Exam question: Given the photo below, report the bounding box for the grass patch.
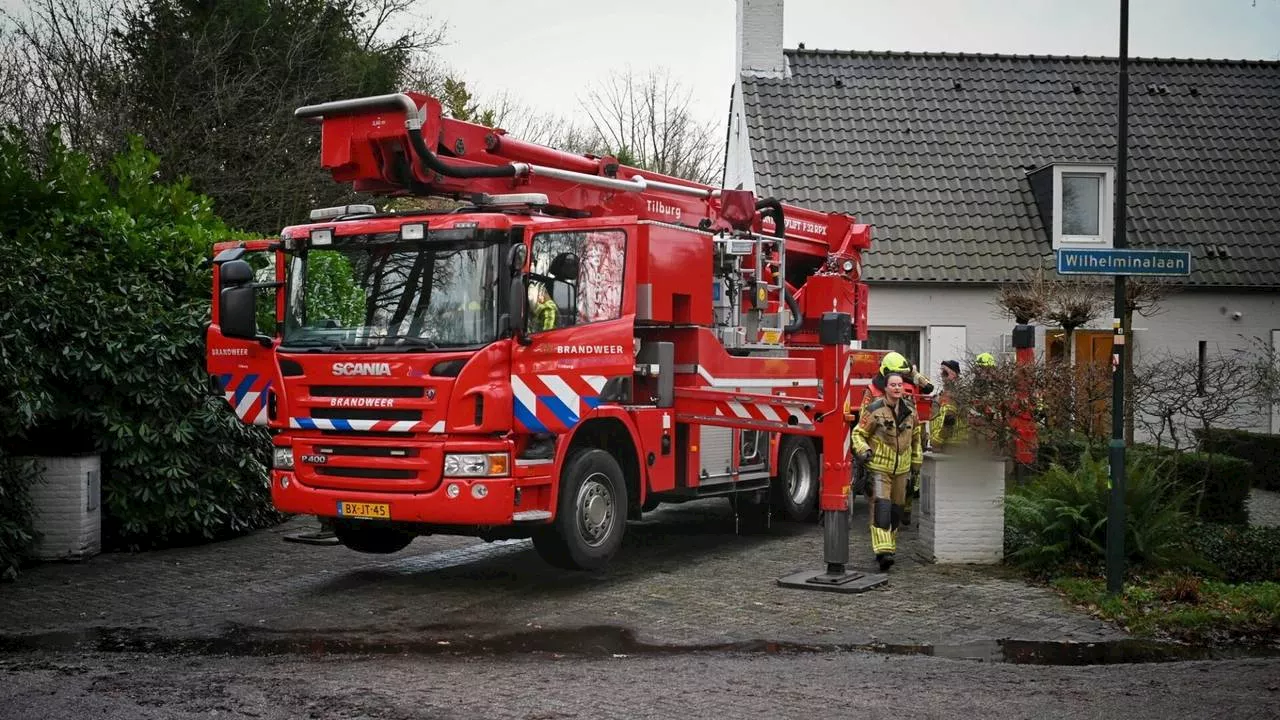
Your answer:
[1053,573,1280,645]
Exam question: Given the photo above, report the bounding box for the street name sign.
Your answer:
[1056,248,1192,276]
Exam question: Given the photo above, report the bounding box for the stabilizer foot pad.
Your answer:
[776,568,889,594]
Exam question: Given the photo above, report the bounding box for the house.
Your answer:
[725,0,1280,435]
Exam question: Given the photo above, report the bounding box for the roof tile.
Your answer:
[742,50,1280,287]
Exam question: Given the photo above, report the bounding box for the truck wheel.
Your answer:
[333,520,414,554]
[532,448,628,571]
[772,436,818,522]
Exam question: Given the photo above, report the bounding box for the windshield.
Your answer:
[283,234,502,350]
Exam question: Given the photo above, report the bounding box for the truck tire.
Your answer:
[532,448,628,571]
[333,519,414,554]
[772,436,818,522]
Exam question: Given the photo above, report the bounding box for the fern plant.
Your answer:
[1005,451,1194,575]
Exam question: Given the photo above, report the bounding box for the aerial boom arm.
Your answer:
[294,92,870,267]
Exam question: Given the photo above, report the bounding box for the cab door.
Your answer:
[511,220,636,435]
[206,240,283,427]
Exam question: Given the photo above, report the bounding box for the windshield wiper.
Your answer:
[280,337,350,351]
[381,335,438,349]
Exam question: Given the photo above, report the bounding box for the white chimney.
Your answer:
[736,0,786,78]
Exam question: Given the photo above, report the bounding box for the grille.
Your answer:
[309,408,422,421]
[313,445,420,458]
[309,385,424,398]
[315,467,417,480]
[319,430,417,439]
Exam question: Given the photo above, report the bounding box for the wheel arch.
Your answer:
[565,412,644,516]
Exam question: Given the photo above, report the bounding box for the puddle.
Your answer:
[1,627,1276,666]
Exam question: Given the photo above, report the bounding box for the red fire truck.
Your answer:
[206,91,886,579]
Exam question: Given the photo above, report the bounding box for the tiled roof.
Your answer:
[740,50,1280,286]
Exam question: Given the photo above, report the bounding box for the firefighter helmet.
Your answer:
[975,352,996,368]
[880,351,911,376]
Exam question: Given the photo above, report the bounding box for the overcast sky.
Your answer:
[426,0,1280,128]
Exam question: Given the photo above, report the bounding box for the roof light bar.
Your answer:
[309,204,376,221]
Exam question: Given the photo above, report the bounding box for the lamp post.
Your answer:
[1106,0,1131,596]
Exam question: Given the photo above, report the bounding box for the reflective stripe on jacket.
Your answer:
[852,397,923,475]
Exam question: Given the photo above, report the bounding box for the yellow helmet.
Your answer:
[975,352,996,368]
[880,351,911,375]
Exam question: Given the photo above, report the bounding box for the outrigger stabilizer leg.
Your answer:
[778,329,887,593]
[777,501,887,593]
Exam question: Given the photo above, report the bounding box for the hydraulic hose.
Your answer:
[754,197,800,331]
[755,197,786,238]
[783,284,803,333]
[294,92,523,180]
[406,125,523,179]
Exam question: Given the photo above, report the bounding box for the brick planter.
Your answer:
[26,455,102,561]
[917,452,1005,564]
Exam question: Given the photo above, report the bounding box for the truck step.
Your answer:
[512,510,552,522]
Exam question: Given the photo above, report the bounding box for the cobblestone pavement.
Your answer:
[4,650,1279,720]
[1,499,1124,648]
[1249,488,1280,528]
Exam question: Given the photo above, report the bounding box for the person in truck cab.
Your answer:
[852,372,923,572]
[531,282,558,331]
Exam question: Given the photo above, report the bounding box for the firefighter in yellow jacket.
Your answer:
[930,359,967,450]
[852,371,923,572]
[857,352,933,523]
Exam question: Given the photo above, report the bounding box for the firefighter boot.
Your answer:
[870,491,896,572]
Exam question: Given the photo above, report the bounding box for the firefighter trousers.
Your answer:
[869,470,908,556]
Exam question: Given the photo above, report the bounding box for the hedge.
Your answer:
[0,453,38,580]
[1134,447,1253,525]
[0,128,278,569]
[1188,524,1280,584]
[1195,428,1280,491]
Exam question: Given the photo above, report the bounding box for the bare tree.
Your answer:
[351,0,445,55]
[994,268,1050,325]
[994,267,1107,364]
[0,0,131,163]
[579,67,721,184]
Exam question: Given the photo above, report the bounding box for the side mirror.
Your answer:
[220,285,258,340]
[218,259,259,341]
[508,275,529,345]
[219,259,254,287]
[507,244,527,276]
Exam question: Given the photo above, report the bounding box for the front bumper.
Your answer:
[271,469,555,525]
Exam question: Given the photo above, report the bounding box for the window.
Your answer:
[865,329,921,369]
[528,230,626,332]
[1052,164,1114,248]
[1061,175,1101,236]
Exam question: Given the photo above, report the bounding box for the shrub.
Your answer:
[1188,524,1280,584]
[1005,451,1193,574]
[1136,449,1253,525]
[0,128,278,554]
[1195,428,1280,491]
[0,452,39,580]
[1033,433,1098,474]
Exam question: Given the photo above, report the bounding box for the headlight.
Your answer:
[443,453,509,477]
[273,447,294,470]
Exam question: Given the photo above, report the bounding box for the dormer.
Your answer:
[1028,162,1117,249]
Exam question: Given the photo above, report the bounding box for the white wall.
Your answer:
[864,283,1280,437]
[865,284,1012,370]
[1132,290,1280,436]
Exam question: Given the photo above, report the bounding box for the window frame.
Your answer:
[527,228,628,334]
[864,327,924,371]
[1052,164,1115,249]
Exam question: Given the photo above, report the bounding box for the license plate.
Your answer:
[337,501,390,520]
